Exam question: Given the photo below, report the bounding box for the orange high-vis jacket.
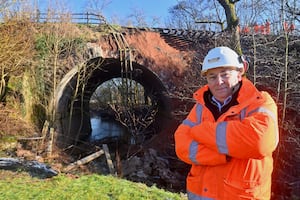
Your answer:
[174,78,279,200]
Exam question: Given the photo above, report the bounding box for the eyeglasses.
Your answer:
[206,70,235,83]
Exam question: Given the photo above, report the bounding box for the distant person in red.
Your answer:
[175,46,279,199]
[260,24,266,34]
[242,26,250,34]
[289,23,295,33]
[265,20,271,34]
[283,21,296,33]
[254,23,260,34]
[283,21,289,32]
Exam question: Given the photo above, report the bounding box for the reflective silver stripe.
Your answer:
[216,122,228,154]
[183,104,203,164]
[240,107,247,120]
[182,104,203,127]
[247,107,279,147]
[187,191,215,200]
[183,119,196,127]
[189,141,200,165]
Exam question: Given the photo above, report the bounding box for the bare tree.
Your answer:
[0,18,34,102]
[167,0,300,52]
[0,0,18,13]
[285,0,300,22]
[126,6,162,27]
[167,0,242,51]
[84,0,111,24]
[167,0,224,30]
[85,0,112,14]
[127,8,148,27]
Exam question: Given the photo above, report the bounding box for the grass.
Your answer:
[0,170,187,200]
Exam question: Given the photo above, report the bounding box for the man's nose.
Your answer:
[216,74,224,85]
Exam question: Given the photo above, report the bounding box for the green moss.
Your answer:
[0,135,17,151]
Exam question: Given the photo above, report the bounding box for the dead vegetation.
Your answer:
[0,19,35,102]
[0,104,37,138]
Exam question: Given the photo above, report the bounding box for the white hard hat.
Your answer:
[201,46,244,75]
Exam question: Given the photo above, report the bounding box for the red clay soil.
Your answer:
[125,31,192,73]
[98,30,195,78]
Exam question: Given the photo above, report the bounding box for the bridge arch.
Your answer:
[54,57,170,148]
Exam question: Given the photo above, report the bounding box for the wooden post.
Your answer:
[46,128,54,157]
[40,120,49,150]
[102,144,116,175]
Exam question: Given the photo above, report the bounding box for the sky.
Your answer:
[34,0,178,27]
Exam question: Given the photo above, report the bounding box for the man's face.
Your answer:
[206,67,242,103]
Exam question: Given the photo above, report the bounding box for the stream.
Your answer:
[89,115,128,142]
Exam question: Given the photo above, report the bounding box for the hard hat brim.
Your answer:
[201,66,244,76]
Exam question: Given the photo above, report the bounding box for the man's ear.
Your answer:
[238,55,250,73]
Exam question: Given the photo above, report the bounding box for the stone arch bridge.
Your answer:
[52,25,217,149]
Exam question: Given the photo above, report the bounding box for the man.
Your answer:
[174,46,279,200]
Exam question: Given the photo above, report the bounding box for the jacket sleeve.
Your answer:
[190,93,279,159]
[174,104,227,166]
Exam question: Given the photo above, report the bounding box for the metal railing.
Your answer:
[31,11,107,25]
